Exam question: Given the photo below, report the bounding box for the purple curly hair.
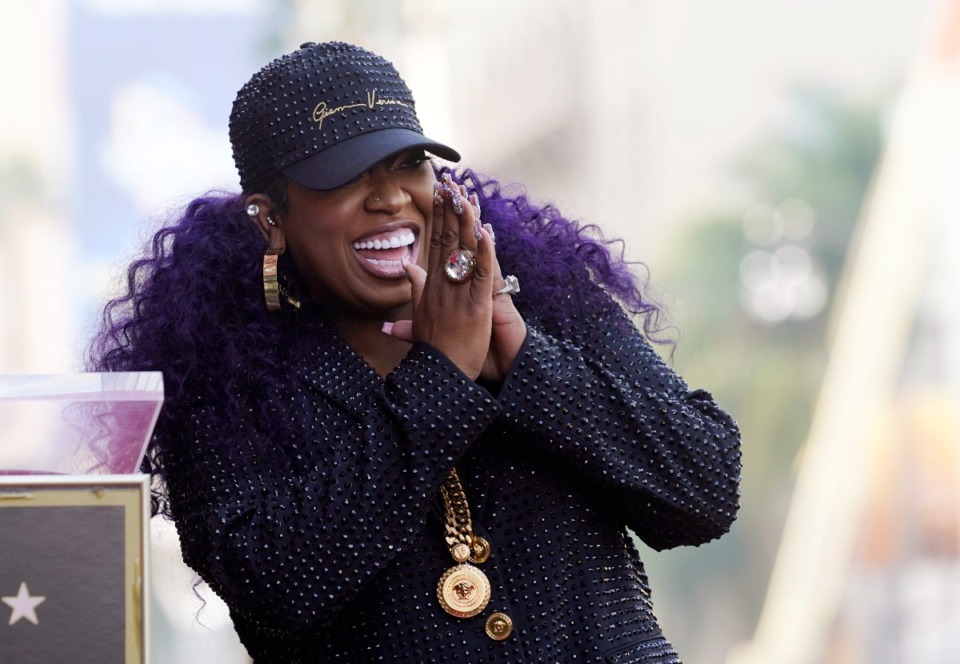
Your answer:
[87,167,670,515]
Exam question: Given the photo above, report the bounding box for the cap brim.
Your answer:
[282,128,461,191]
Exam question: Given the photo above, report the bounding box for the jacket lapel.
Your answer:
[295,315,382,419]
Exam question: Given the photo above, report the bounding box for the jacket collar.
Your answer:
[294,310,383,418]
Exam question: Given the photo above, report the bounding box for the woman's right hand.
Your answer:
[398,175,495,380]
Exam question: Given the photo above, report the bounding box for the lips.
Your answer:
[352,228,417,278]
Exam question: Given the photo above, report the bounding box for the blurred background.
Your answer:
[1,0,958,662]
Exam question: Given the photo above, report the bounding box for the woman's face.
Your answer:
[279,149,437,318]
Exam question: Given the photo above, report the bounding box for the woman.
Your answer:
[90,41,741,663]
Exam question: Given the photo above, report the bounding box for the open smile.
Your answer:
[351,227,418,278]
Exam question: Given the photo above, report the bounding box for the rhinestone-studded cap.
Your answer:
[230,41,460,191]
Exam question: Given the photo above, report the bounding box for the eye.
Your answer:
[394,150,428,171]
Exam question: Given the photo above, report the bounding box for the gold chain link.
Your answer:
[440,468,474,551]
[435,467,495,620]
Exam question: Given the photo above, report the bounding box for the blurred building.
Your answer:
[0,2,76,373]
[730,1,960,661]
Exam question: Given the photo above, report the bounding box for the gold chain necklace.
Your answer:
[436,468,493,618]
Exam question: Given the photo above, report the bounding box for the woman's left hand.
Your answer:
[386,186,526,385]
[479,228,527,382]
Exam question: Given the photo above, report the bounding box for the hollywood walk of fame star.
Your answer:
[2,582,46,625]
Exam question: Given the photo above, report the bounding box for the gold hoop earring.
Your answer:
[262,248,301,313]
[263,248,282,312]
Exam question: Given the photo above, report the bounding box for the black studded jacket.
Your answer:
[165,280,741,663]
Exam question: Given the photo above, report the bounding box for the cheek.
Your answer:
[282,205,352,261]
[418,198,435,262]
[284,233,337,283]
[414,177,438,228]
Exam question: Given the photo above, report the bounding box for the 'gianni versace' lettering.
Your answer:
[312,89,408,129]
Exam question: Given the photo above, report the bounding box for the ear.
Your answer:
[244,194,286,252]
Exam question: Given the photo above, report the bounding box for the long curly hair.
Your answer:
[87,166,669,516]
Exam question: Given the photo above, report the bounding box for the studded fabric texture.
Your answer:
[164,272,741,663]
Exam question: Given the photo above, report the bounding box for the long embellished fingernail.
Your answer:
[484,222,495,244]
[441,173,464,214]
[440,172,454,194]
[449,188,464,215]
[470,193,482,240]
[449,187,464,215]
[433,181,443,206]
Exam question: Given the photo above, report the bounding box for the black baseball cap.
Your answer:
[230,41,460,191]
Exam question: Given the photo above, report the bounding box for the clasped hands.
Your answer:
[384,173,527,383]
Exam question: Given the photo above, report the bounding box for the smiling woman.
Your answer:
[273,151,436,311]
[86,41,741,664]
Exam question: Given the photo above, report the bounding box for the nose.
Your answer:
[365,171,407,212]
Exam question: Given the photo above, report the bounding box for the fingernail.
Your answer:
[484,222,495,244]
[440,173,464,214]
[381,322,394,335]
[450,189,464,215]
[471,193,482,240]
[433,181,443,205]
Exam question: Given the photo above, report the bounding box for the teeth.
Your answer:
[353,230,415,250]
[366,258,403,266]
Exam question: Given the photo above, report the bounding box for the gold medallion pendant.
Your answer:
[437,563,491,618]
[470,535,491,564]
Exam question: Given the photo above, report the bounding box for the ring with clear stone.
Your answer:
[495,275,520,296]
[445,248,477,283]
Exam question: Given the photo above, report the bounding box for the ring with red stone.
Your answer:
[445,248,477,283]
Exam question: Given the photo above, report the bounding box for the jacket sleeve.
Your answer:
[165,342,500,632]
[498,290,742,551]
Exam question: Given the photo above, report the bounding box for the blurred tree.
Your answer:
[638,87,885,661]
